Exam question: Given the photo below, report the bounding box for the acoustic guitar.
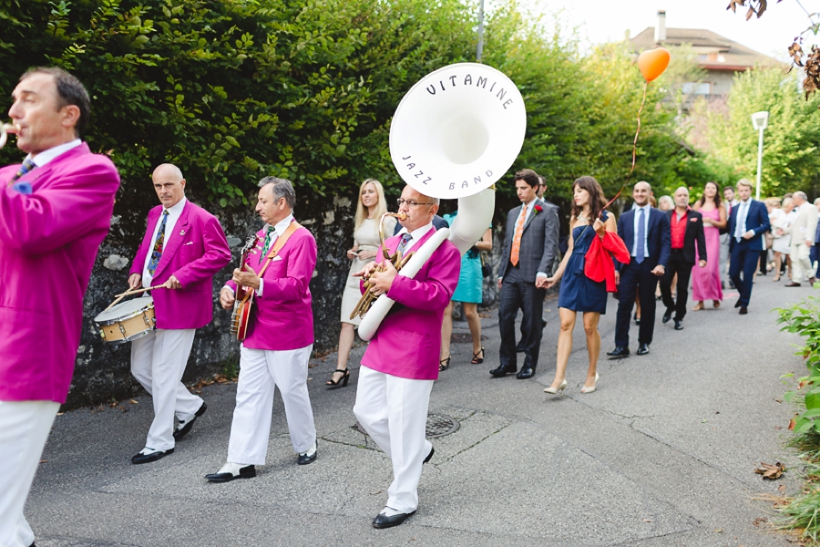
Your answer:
[230,234,259,341]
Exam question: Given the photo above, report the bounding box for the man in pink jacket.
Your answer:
[0,67,120,547]
[206,177,318,483]
[353,185,461,528]
[128,163,231,464]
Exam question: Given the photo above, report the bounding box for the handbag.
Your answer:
[480,253,492,278]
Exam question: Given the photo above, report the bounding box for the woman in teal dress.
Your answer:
[439,211,493,370]
[543,176,617,395]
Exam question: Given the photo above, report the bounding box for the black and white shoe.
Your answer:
[297,440,318,465]
[173,402,207,441]
[205,462,256,483]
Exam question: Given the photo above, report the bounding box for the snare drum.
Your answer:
[94,296,156,343]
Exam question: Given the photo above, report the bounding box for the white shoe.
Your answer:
[581,373,600,394]
[544,379,567,396]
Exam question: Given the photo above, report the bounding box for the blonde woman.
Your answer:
[330,179,396,388]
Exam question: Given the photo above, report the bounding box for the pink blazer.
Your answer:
[226,223,316,351]
[0,143,120,403]
[361,229,461,380]
[130,201,231,330]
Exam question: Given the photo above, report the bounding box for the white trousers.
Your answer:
[0,400,59,547]
[791,242,814,282]
[130,329,203,451]
[353,366,433,514]
[227,344,316,465]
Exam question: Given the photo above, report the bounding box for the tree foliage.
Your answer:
[703,67,820,196]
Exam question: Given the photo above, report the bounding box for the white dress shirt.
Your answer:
[28,138,82,167]
[142,197,188,287]
[734,199,751,242]
[632,204,652,257]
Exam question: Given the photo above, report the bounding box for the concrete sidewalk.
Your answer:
[27,278,809,546]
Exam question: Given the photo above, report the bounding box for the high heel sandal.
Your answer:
[544,379,567,396]
[692,302,704,311]
[713,300,720,309]
[471,347,485,365]
[581,373,600,394]
[439,356,451,372]
[326,369,350,389]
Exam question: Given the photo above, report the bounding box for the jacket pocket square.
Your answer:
[272,255,283,261]
[183,241,194,245]
[690,218,698,222]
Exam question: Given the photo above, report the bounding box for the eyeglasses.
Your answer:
[396,198,434,208]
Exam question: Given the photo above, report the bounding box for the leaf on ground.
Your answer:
[129,399,138,404]
[39,460,47,464]
[754,462,786,479]
[753,516,768,527]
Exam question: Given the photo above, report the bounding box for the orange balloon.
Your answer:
[637,47,671,82]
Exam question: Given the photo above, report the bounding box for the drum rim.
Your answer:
[94,297,155,325]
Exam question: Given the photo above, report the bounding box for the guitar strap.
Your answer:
[239,221,302,304]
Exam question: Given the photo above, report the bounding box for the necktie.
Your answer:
[510,204,527,267]
[260,225,275,257]
[9,158,36,185]
[635,208,646,264]
[398,233,413,255]
[147,210,169,275]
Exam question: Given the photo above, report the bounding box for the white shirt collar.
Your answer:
[269,214,295,237]
[522,197,538,210]
[397,222,434,244]
[28,139,82,168]
[163,196,187,216]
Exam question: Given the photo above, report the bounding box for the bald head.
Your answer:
[673,186,690,210]
[152,163,186,208]
[632,181,652,207]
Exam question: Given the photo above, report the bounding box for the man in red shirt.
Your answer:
[660,187,707,330]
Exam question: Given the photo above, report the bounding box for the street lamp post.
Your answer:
[751,111,769,201]
[476,0,485,63]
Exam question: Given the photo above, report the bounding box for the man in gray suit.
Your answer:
[492,169,560,379]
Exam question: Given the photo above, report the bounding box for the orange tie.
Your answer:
[510,204,527,267]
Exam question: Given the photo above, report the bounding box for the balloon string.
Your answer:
[600,81,648,216]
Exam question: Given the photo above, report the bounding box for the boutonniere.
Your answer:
[534,205,543,215]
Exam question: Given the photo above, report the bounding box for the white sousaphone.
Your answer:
[357,62,527,341]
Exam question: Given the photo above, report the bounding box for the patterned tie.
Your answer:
[397,233,413,255]
[260,225,275,258]
[635,208,646,264]
[510,204,527,267]
[9,158,36,185]
[147,210,169,275]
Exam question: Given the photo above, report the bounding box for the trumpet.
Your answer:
[0,123,19,150]
[348,211,411,320]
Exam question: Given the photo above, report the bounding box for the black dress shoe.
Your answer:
[542,319,547,329]
[423,447,434,464]
[662,310,672,323]
[205,464,256,483]
[489,364,517,377]
[607,346,630,359]
[674,320,683,330]
[131,448,174,465]
[515,342,525,352]
[297,440,318,465]
[372,510,416,529]
[636,343,650,355]
[516,366,536,380]
[785,282,802,287]
[739,306,748,315]
[734,300,742,308]
[173,402,208,441]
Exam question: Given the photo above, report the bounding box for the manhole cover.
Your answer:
[352,413,460,438]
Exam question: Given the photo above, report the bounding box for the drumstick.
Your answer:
[105,284,165,311]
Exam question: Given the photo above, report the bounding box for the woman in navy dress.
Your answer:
[543,176,616,395]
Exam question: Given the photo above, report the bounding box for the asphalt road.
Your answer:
[26,277,814,546]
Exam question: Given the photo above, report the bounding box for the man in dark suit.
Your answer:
[727,179,771,314]
[492,169,560,379]
[660,187,707,331]
[608,181,671,358]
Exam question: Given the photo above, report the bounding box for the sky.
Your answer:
[517,0,818,62]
